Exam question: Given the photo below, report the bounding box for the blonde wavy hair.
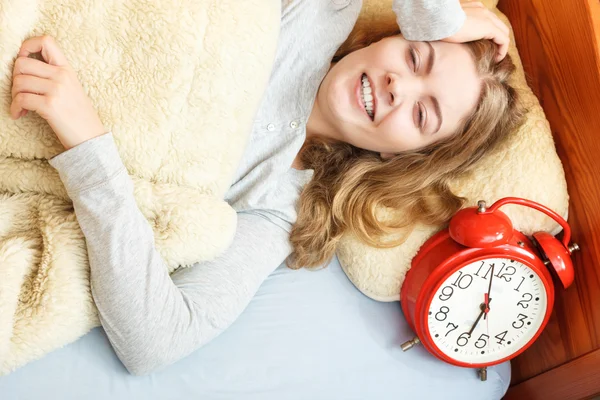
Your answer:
[287,22,526,269]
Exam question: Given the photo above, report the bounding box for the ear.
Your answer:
[380,152,395,160]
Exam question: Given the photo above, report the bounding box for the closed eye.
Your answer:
[409,47,419,73]
[415,102,427,130]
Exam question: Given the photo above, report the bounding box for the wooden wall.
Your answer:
[496,0,600,398]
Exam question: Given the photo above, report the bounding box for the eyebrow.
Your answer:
[425,41,435,74]
[425,42,442,134]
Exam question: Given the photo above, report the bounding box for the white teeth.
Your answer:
[361,74,374,119]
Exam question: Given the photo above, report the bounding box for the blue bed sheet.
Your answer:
[0,256,510,400]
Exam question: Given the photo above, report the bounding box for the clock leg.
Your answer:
[478,367,488,381]
[400,336,421,351]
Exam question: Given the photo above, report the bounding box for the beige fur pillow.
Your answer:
[337,1,568,301]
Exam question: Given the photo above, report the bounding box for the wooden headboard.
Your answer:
[496,1,600,399]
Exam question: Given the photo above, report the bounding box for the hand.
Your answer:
[467,298,492,337]
[441,2,510,62]
[10,35,106,150]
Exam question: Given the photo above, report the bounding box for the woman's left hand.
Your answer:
[10,35,106,150]
[442,1,510,62]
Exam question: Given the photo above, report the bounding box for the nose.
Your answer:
[386,72,423,106]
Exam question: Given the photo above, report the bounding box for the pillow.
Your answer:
[337,1,569,302]
[0,0,280,374]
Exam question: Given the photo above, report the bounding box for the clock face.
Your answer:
[426,258,548,365]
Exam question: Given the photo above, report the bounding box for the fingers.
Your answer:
[17,35,69,67]
[488,9,509,36]
[11,56,61,120]
[13,56,57,80]
[11,74,55,100]
[486,13,510,60]
[493,34,510,61]
[11,36,66,120]
[468,6,510,61]
[10,92,46,120]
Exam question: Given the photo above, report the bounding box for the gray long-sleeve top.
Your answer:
[48,0,466,375]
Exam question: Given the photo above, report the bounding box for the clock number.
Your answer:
[517,293,533,309]
[445,322,459,337]
[495,330,508,345]
[435,306,450,322]
[456,332,470,347]
[496,265,516,282]
[451,271,473,290]
[438,286,454,302]
[475,334,489,349]
[514,276,526,292]
[494,262,506,277]
[475,261,493,279]
[512,313,528,329]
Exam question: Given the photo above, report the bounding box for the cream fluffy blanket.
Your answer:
[0,0,280,374]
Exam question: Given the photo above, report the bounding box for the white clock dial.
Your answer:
[426,258,548,364]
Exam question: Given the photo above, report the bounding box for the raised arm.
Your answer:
[49,133,293,375]
[392,1,510,61]
[392,0,466,41]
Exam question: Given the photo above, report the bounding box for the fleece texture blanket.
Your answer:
[0,0,280,374]
[337,0,569,301]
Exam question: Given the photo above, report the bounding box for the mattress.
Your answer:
[0,256,510,400]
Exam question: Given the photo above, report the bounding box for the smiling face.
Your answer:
[307,35,483,158]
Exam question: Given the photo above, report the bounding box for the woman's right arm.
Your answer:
[49,133,293,375]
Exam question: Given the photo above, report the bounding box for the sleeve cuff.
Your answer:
[394,0,466,42]
[48,132,127,195]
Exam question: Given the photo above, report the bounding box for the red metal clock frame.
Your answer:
[400,197,578,374]
[400,228,555,368]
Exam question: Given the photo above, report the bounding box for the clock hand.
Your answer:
[468,306,485,337]
[486,308,490,350]
[468,298,493,337]
[484,264,495,320]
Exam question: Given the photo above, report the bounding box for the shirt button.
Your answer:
[267,123,275,131]
[290,121,299,129]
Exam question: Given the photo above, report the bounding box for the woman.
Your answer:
[8,1,519,375]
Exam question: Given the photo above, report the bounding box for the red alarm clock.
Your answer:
[400,197,579,381]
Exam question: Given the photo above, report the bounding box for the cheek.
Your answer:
[320,80,344,123]
[373,40,405,64]
[328,74,354,114]
[377,108,428,151]
[383,107,413,138]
